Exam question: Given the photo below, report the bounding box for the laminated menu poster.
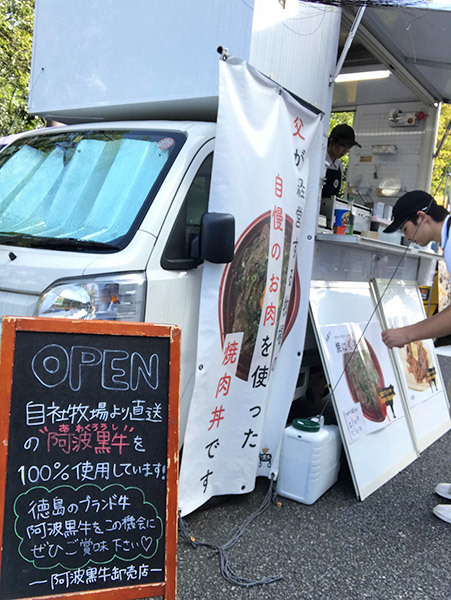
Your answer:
[374,279,443,408]
[0,317,180,600]
[390,315,441,408]
[373,279,451,452]
[319,321,405,444]
[310,281,417,500]
[438,259,451,312]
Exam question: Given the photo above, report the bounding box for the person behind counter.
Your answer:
[380,189,451,524]
[322,124,361,198]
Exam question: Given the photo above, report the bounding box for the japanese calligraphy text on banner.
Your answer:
[179,56,323,516]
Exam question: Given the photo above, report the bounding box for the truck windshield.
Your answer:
[0,129,185,251]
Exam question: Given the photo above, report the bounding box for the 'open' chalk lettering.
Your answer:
[32,344,159,391]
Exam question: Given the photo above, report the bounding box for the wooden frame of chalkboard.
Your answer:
[0,316,180,600]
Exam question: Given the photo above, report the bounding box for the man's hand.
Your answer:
[381,299,451,349]
[381,327,410,349]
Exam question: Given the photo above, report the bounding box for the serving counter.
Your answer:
[300,230,441,370]
[312,230,439,285]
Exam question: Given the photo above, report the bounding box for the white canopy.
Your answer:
[334,5,451,108]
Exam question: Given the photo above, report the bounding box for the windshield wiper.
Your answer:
[0,232,120,251]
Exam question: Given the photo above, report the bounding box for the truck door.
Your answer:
[145,141,214,441]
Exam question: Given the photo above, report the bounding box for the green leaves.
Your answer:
[0,0,44,135]
[432,104,451,200]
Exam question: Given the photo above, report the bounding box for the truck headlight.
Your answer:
[34,273,146,322]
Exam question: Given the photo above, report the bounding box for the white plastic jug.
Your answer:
[276,417,342,505]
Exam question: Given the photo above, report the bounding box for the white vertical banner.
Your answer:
[179,56,322,516]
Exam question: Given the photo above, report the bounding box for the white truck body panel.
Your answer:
[29,0,341,123]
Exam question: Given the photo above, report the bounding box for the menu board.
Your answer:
[310,282,418,501]
[0,317,180,600]
[373,279,451,452]
[319,321,407,444]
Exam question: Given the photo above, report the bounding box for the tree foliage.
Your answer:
[0,0,44,135]
[432,103,451,203]
[2,0,451,197]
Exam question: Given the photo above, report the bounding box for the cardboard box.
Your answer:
[360,230,379,240]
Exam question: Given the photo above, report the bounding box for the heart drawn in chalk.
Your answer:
[141,536,154,552]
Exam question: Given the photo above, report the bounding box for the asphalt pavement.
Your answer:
[176,430,451,600]
[173,352,451,600]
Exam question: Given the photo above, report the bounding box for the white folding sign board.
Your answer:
[310,282,418,500]
[373,279,451,452]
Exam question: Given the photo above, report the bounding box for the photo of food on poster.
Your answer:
[373,280,443,407]
[219,209,300,382]
[388,315,441,407]
[438,260,451,312]
[319,321,405,444]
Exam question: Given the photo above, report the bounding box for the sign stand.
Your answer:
[372,279,451,452]
[0,317,180,600]
[309,282,418,500]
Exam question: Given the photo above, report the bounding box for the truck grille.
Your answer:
[0,291,39,337]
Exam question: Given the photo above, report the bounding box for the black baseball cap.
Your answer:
[329,124,361,148]
[383,190,435,233]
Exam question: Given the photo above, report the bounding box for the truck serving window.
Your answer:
[0,129,185,252]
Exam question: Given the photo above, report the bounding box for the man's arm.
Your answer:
[381,304,451,348]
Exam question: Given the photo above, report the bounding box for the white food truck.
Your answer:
[1,0,450,446]
[0,0,342,441]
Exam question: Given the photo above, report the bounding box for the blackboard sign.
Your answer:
[0,317,180,600]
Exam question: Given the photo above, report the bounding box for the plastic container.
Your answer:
[276,417,342,505]
[373,201,385,218]
[383,204,393,220]
[333,208,350,234]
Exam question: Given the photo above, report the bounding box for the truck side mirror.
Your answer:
[199,212,235,264]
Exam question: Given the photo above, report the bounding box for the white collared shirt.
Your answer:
[440,214,451,272]
[325,153,344,175]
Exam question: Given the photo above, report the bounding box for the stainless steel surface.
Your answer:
[313,232,438,283]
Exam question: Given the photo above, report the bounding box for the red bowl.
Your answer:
[343,337,387,423]
[219,211,301,381]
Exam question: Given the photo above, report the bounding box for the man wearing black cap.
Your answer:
[322,124,361,198]
[381,190,450,349]
[381,189,451,524]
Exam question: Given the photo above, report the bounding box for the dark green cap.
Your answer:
[292,418,320,432]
